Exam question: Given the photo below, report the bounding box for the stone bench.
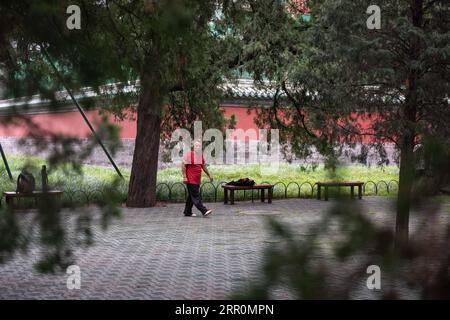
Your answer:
[316,181,364,201]
[3,190,64,210]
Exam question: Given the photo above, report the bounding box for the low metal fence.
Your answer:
[0,180,399,207]
[156,180,399,203]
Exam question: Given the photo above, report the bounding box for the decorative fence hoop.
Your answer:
[272,182,287,198]
[377,180,389,194]
[388,180,399,192]
[170,182,187,202]
[300,182,315,197]
[363,181,378,195]
[156,182,171,201]
[286,182,301,198]
[200,182,216,202]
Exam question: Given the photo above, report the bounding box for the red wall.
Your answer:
[0,106,259,139]
[0,106,381,143]
[222,105,259,132]
[0,110,109,138]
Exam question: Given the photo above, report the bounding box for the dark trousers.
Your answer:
[184,183,208,215]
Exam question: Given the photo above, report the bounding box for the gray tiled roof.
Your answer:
[0,79,277,115]
[220,79,279,99]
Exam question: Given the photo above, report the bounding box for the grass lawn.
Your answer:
[0,156,400,204]
[158,163,399,185]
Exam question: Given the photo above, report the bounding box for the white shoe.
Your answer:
[203,209,213,217]
[184,213,197,217]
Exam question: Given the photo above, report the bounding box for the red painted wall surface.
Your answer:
[0,105,380,143]
[0,106,260,139]
[0,110,136,138]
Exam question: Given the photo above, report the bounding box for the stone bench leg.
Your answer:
[268,188,273,204]
[224,188,228,204]
[5,196,13,210]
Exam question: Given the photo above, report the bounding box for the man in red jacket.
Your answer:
[182,139,213,217]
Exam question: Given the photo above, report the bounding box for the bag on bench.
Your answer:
[16,169,36,193]
[226,178,255,187]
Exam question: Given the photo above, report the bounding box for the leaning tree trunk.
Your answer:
[126,66,163,207]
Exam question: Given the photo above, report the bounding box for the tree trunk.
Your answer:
[126,63,163,207]
[395,136,415,247]
[394,0,423,248]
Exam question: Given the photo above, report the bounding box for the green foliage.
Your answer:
[233,196,450,299]
[0,0,242,269]
[1,0,235,134]
[159,163,399,186]
[0,159,124,271]
[0,207,23,264]
[222,0,450,245]
[223,0,450,163]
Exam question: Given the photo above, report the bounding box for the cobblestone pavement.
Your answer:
[0,197,449,299]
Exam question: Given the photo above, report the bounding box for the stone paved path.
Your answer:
[0,197,449,299]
